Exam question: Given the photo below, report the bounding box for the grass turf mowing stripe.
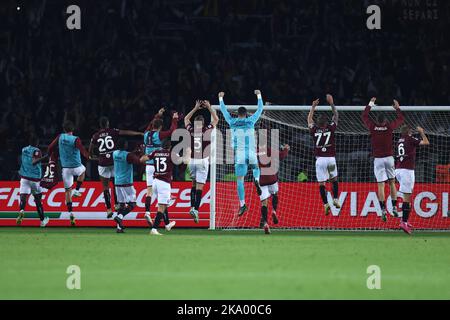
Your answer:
[0,212,62,219]
[0,228,449,299]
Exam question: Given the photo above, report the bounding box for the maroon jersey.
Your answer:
[186,123,214,159]
[362,106,404,158]
[91,128,120,166]
[148,148,173,183]
[396,134,421,170]
[258,147,289,186]
[40,152,59,190]
[309,122,337,157]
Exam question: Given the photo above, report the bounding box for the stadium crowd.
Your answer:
[0,0,449,180]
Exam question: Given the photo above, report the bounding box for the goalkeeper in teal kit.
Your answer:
[218,90,264,216]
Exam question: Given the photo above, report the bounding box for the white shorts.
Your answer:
[315,157,338,182]
[19,178,43,195]
[395,169,415,194]
[374,156,395,182]
[115,186,137,203]
[260,182,279,201]
[98,165,114,179]
[62,165,86,189]
[152,179,171,205]
[189,158,209,184]
[146,165,155,187]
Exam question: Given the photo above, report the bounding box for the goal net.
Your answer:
[210,105,450,230]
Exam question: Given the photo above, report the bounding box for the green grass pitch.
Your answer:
[1,227,449,299]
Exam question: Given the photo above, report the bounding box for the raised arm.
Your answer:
[203,100,219,127]
[389,99,405,129]
[280,144,290,161]
[119,129,144,137]
[47,135,60,156]
[158,112,179,140]
[218,92,233,124]
[248,90,264,123]
[145,107,165,132]
[326,94,338,125]
[362,97,376,129]
[417,126,430,146]
[184,100,202,128]
[308,99,320,128]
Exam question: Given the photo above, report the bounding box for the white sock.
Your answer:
[239,200,245,207]
[145,212,150,216]
[118,214,124,219]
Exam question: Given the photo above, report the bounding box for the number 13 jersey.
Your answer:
[147,148,174,184]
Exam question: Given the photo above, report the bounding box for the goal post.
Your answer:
[209,104,450,231]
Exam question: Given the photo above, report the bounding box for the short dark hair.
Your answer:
[153,119,163,130]
[63,120,75,133]
[317,114,328,126]
[99,116,109,129]
[116,138,127,150]
[400,124,411,135]
[238,106,247,116]
[376,113,387,125]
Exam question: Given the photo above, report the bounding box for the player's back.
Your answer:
[19,145,42,180]
[229,118,258,151]
[151,148,173,184]
[91,128,120,167]
[310,122,337,157]
[58,133,81,168]
[187,123,213,159]
[396,135,420,170]
[144,130,162,164]
[368,123,395,158]
[113,150,134,186]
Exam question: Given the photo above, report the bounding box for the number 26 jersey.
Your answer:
[91,128,120,167]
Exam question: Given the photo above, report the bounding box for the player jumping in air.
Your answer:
[89,116,143,218]
[362,98,404,221]
[48,121,91,226]
[143,109,178,226]
[257,138,290,234]
[16,136,49,227]
[395,125,429,234]
[141,139,179,235]
[308,94,341,215]
[184,99,219,223]
[218,90,264,216]
[112,139,144,233]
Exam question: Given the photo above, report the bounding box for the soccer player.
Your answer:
[112,139,144,233]
[40,150,60,191]
[362,98,404,221]
[218,90,264,216]
[48,120,90,226]
[89,116,143,218]
[395,125,429,234]
[307,94,340,215]
[257,140,290,234]
[140,139,178,236]
[143,109,178,226]
[16,136,49,227]
[184,99,219,223]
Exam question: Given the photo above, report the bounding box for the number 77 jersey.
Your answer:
[309,122,337,157]
[91,128,120,167]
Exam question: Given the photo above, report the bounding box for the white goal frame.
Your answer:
[209,105,449,230]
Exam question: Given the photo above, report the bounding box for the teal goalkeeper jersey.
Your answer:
[219,97,264,153]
